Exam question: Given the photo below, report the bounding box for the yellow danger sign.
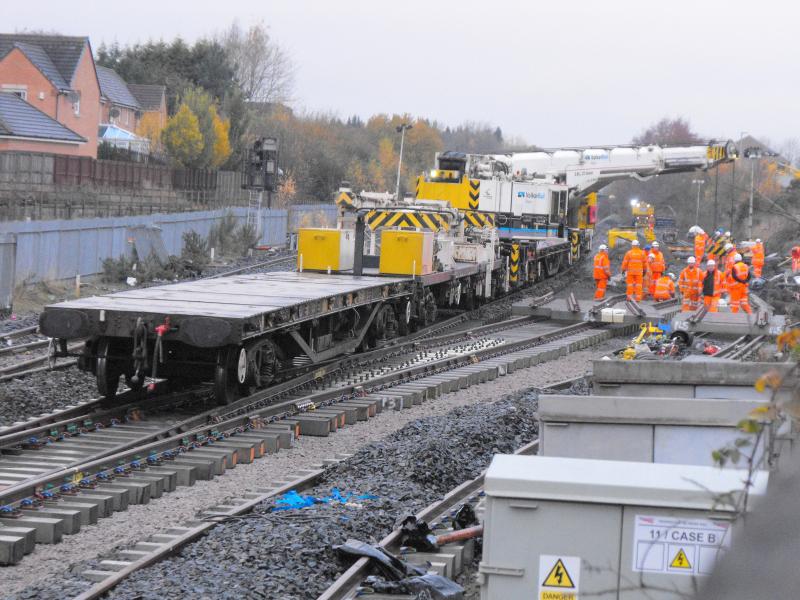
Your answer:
[670,548,692,569]
[539,555,581,600]
[542,559,576,588]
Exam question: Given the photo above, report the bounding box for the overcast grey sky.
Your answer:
[9,0,798,147]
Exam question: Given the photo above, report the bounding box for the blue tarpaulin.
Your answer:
[272,488,378,511]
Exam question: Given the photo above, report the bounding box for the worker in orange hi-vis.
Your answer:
[642,244,653,299]
[689,226,708,263]
[648,241,666,297]
[593,244,612,300]
[792,245,800,273]
[653,272,676,301]
[728,253,753,314]
[720,242,736,295]
[678,256,703,311]
[751,238,765,278]
[702,259,725,312]
[621,240,646,301]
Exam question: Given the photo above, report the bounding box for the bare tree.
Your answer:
[777,137,800,167]
[218,21,295,104]
[633,117,702,146]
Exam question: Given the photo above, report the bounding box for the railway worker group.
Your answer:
[592,227,768,314]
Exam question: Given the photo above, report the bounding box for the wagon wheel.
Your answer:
[214,346,243,406]
[97,337,124,408]
[544,253,562,277]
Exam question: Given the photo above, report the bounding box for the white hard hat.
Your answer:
[756,238,761,243]
[725,231,731,237]
[707,259,716,266]
[724,243,733,251]
[687,256,696,264]
[631,240,640,246]
[598,244,607,251]
[688,226,698,234]
[734,253,742,262]
[668,273,676,281]
[697,228,705,235]
[652,241,659,248]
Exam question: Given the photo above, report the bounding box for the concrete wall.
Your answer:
[0,233,15,312]
[0,203,334,285]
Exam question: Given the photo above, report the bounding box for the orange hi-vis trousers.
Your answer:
[703,296,719,312]
[729,285,752,314]
[681,293,700,312]
[626,273,643,301]
[594,278,608,300]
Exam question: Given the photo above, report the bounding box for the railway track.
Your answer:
[0,315,626,573]
[67,375,586,600]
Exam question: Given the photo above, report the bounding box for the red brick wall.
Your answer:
[100,101,138,130]
[57,45,100,157]
[0,138,85,156]
[0,47,58,114]
[0,43,100,157]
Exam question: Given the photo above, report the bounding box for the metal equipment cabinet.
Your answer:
[480,454,768,600]
[538,395,767,467]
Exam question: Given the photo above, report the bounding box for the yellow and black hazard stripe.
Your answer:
[462,211,495,228]
[336,190,356,209]
[706,144,728,161]
[366,210,450,232]
[510,243,521,283]
[570,231,581,260]
[468,179,480,210]
[414,176,422,199]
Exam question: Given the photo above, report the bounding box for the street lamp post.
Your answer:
[692,179,705,224]
[394,123,413,200]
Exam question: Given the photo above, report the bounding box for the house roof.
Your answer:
[0,92,86,142]
[0,34,89,89]
[127,83,165,111]
[96,65,140,109]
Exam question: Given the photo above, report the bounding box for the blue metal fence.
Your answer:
[0,204,335,285]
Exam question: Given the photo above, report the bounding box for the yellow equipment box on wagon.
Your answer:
[379,230,434,276]
[297,228,355,272]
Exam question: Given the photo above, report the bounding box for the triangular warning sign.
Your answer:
[670,548,692,569]
[542,558,575,588]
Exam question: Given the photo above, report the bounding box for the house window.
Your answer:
[1,85,27,100]
[73,98,80,116]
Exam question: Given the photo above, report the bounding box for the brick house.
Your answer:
[0,34,100,157]
[128,83,167,148]
[0,91,86,153]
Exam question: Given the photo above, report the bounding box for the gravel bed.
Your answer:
[2,338,621,599]
[108,395,538,599]
[0,368,98,427]
[0,313,39,336]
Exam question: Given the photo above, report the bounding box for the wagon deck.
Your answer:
[40,271,412,346]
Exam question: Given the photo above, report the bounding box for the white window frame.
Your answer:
[1,84,27,100]
[73,97,80,116]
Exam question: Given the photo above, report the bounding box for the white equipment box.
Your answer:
[538,394,767,467]
[480,454,767,600]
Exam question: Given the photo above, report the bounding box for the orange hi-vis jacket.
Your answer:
[593,252,611,280]
[678,265,702,297]
[621,247,646,275]
[694,232,708,260]
[649,250,665,273]
[730,261,750,288]
[751,242,764,267]
[653,276,675,300]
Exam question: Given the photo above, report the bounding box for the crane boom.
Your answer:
[416,140,737,236]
